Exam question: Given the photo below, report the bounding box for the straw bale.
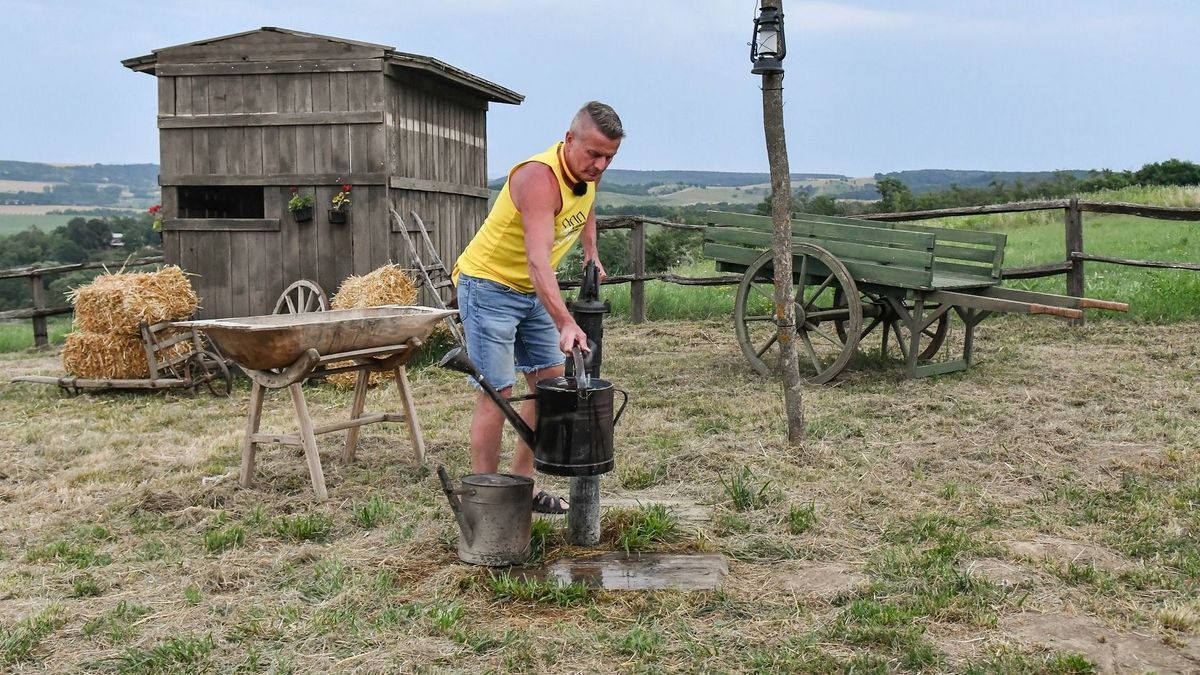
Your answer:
[331,264,418,310]
[328,264,419,389]
[69,266,199,335]
[61,330,191,380]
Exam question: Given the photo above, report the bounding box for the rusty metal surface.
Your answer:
[175,306,456,370]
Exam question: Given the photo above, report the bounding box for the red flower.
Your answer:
[148,204,162,214]
[289,186,299,194]
[341,184,352,192]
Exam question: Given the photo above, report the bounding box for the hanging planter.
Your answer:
[287,187,315,223]
[328,184,352,225]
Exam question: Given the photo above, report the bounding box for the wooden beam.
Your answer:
[388,175,490,198]
[0,256,164,280]
[160,173,386,186]
[861,200,1071,222]
[1071,252,1200,271]
[159,111,383,129]
[1078,200,1200,221]
[155,59,383,77]
[0,306,72,321]
[1000,262,1071,279]
[162,218,281,232]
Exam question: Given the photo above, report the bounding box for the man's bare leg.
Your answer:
[468,387,510,473]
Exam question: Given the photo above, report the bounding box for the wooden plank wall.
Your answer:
[157,33,392,317]
[386,74,489,278]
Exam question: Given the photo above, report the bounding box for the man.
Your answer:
[452,101,623,514]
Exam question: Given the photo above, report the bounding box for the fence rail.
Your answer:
[0,256,164,348]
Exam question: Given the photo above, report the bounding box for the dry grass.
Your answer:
[327,265,419,390]
[1,316,1199,672]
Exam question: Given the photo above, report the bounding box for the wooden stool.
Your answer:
[239,341,425,500]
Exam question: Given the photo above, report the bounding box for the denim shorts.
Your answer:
[457,273,564,391]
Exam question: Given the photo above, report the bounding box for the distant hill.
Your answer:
[876,169,1092,194]
[0,161,158,190]
[488,169,847,190]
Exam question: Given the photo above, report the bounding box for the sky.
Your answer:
[1,0,1197,178]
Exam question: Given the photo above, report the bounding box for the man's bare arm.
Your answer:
[511,163,588,353]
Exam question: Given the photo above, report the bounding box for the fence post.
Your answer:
[1064,198,1084,326]
[630,219,646,324]
[29,272,48,348]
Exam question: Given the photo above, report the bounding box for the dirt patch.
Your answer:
[776,561,868,601]
[1006,612,1200,674]
[1004,535,1132,573]
[965,558,1039,587]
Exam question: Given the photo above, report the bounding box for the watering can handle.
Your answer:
[613,388,630,425]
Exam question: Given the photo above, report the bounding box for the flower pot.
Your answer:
[329,209,349,225]
[291,206,313,222]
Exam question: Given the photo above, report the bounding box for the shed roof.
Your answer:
[122,26,523,105]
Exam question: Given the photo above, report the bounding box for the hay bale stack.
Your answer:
[70,266,198,335]
[330,264,418,310]
[327,264,419,390]
[62,266,200,380]
[62,331,190,379]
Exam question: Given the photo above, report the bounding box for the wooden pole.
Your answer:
[1064,198,1085,326]
[630,220,646,324]
[758,0,805,443]
[29,273,48,349]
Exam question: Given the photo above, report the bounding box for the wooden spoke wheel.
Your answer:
[835,292,949,362]
[273,279,329,315]
[734,246,862,384]
[186,349,233,397]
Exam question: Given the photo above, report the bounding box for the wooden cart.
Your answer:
[11,320,232,395]
[704,211,1128,383]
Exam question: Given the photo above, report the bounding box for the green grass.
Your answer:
[720,465,774,511]
[486,573,591,606]
[611,503,679,552]
[1,606,66,665]
[99,634,215,673]
[0,317,72,352]
[274,513,333,542]
[0,213,77,236]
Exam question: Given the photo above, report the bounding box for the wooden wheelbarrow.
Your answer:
[175,306,456,500]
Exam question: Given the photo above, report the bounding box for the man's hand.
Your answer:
[586,257,607,282]
[558,321,589,355]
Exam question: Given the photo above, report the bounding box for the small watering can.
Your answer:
[439,347,628,477]
[437,465,533,566]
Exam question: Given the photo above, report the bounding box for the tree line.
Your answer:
[0,214,160,312]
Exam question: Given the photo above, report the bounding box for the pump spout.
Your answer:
[438,347,537,448]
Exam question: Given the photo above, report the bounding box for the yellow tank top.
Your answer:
[453,142,596,293]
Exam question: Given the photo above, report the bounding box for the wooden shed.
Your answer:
[123,27,522,318]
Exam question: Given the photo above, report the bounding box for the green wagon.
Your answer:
[703,211,1127,383]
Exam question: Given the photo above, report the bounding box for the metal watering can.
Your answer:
[437,466,533,566]
[438,347,629,476]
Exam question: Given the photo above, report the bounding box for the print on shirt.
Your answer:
[555,209,587,247]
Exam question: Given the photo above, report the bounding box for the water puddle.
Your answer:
[512,552,728,591]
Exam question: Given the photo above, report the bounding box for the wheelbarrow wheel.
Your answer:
[734,246,862,384]
[186,349,233,397]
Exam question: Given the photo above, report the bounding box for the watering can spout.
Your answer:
[437,465,475,546]
[438,347,537,447]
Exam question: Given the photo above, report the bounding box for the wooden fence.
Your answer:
[0,257,164,348]
[590,199,1200,324]
[4,199,1197,347]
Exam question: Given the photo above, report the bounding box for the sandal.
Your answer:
[532,490,569,514]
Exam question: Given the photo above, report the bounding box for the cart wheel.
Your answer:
[734,246,862,384]
[186,349,233,397]
[834,292,949,362]
[273,280,329,314]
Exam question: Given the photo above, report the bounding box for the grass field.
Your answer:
[1,317,1198,672]
[0,213,79,236]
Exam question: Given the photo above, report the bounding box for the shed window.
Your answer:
[178,186,264,219]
